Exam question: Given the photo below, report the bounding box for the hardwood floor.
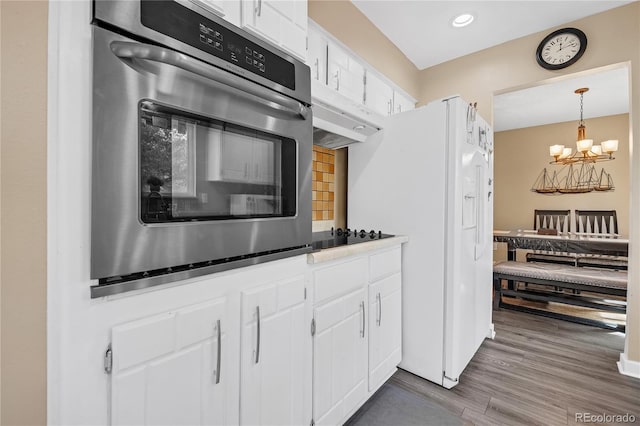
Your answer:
[390,310,640,425]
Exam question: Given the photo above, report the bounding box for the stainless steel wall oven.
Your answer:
[91,0,312,297]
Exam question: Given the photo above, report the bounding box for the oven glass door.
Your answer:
[139,101,297,222]
[91,25,312,282]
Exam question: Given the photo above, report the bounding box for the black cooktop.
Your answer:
[311,228,394,251]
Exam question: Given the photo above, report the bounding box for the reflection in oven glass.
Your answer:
[139,101,297,223]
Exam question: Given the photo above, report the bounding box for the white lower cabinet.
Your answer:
[110,297,231,426]
[313,286,368,425]
[107,246,402,426]
[368,272,402,391]
[108,271,312,426]
[240,275,311,426]
[311,246,403,425]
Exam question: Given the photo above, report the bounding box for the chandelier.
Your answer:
[532,87,617,194]
[548,88,618,165]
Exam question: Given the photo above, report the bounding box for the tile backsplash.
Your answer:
[312,146,335,221]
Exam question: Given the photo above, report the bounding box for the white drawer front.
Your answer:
[313,258,367,304]
[369,247,401,282]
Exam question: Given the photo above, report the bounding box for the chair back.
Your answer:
[575,210,618,234]
[534,209,570,233]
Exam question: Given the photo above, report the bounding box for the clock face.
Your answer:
[536,28,587,70]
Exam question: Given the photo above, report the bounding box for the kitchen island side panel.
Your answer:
[348,102,448,383]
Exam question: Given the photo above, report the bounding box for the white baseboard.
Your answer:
[487,323,496,340]
[617,352,640,379]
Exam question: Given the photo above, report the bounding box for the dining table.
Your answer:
[493,229,629,261]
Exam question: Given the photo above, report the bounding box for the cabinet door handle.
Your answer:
[387,100,392,116]
[360,301,365,338]
[334,70,340,91]
[215,319,221,384]
[256,0,262,16]
[314,58,319,81]
[255,306,261,364]
[376,292,382,326]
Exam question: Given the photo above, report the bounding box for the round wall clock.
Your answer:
[536,27,587,70]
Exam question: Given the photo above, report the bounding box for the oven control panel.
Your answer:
[140,0,296,90]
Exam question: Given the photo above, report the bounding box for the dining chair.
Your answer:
[574,210,618,234]
[533,209,571,233]
[527,210,576,265]
[574,209,627,270]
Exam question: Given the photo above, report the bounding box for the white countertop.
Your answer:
[307,235,409,264]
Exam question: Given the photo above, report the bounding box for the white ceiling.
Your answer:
[493,66,629,131]
[351,1,632,131]
[351,1,634,70]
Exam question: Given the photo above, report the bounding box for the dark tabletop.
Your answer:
[493,230,628,256]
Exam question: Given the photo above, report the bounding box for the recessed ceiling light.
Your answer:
[451,13,474,28]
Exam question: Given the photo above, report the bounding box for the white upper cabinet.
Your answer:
[308,20,416,120]
[307,25,328,84]
[188,0,242,27]
[327,41,365,105]
[241,0,308,61]
[393,90,416,114]
[364,70,394,117]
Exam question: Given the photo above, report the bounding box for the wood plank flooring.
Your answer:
[389,310,640,425]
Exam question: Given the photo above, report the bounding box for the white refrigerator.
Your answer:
[348,96,495,388]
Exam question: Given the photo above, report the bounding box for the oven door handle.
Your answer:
[110,41,309,120]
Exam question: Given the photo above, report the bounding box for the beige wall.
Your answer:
[494,114,630,235]
[308,0,420,99]
[0,1,48,425]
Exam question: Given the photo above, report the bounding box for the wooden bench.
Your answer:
[493,261,627,331]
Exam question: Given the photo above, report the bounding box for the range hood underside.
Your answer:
[312,102,381,149]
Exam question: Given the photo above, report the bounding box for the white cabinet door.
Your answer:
[313,287,368,426]
[188,0,241,27]
[364,71,394,117]
[110,298,231,426]
[242,0,308,61]
[368,273,402,391]
[393,91,416,114]
[327,42,365,105]
[307,25,327,84]
[240,275,311,426]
